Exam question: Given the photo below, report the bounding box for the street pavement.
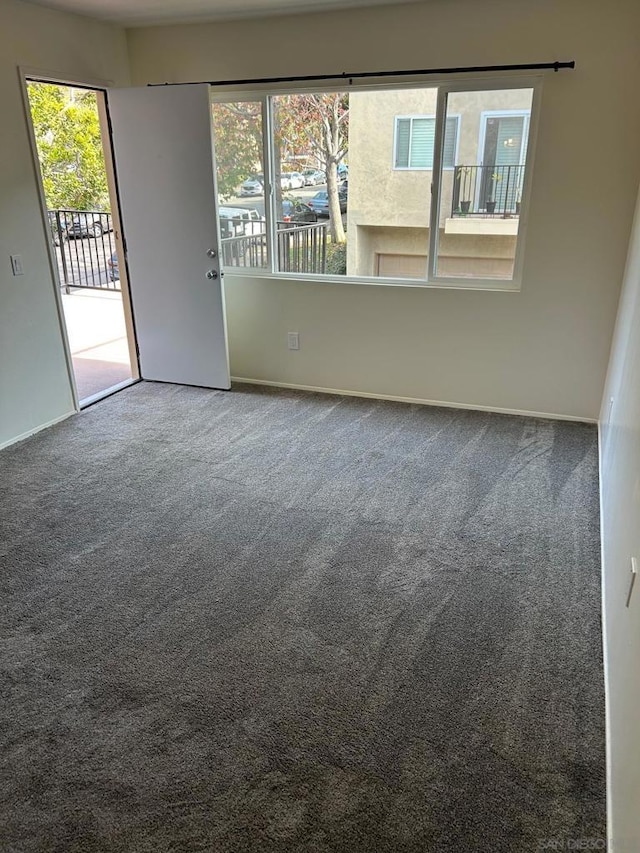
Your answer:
[223,183,348,228]
[223,183,327,217]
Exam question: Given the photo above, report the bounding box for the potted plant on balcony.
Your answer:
[486,171,502,214]
[456,166,472,214]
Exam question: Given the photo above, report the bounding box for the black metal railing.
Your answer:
[221,221,328,274]
[221,228,268,268]
[451,165,525,218]
[50,210,329,289]
[277,221,328,274]
[48,209,118,292]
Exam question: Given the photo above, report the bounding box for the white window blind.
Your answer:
[395,116,458,169]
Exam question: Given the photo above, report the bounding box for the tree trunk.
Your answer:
[326,161,345,243]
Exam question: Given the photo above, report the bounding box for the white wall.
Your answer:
[599,185,640,849]
[127,0,640,420]
[0,0,129,447]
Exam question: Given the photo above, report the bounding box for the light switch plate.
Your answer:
[10,254,24,276]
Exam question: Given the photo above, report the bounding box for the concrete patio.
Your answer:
[61,287,133,402]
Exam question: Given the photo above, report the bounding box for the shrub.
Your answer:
[326,242,347,276]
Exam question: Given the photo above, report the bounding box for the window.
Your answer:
[432,88,534,282]
[394,116,459,170]
[211,100,268,269]
[211,79,538,288]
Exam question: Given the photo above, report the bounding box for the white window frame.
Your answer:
[427,80,541,288]
[211,75,542,292]
[393,114,460,171]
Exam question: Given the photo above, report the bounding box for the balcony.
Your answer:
[446,164,524,236]
[221,221,328,274]
[47,211,328,399]
[48,209,119,292]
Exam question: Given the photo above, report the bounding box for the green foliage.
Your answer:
[212,102,263,200]
[326,241,347,276]
[27,82,109,211]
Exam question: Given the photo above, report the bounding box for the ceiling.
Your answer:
[24,0,416,26]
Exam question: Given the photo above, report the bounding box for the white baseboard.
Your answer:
[231,377,597,424]
[0,410,75,452]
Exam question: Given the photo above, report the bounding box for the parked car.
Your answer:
[302,169,325,186]
[279,200,318,225]
[240,174,263,197]
[108,251,119,281]
[281,172,305,191]
[48,211,70,246]
[307,188,347,217]
[66,212,111,239]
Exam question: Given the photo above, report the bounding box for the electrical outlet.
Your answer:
[626,557,638,608]
[10,254,24,276]
[288,332,300,351]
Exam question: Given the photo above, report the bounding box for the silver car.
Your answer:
[281,172,305,190]
[303,169,324,186]
[240,175,264,196]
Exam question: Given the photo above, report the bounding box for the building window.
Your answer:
[394,116,459,170]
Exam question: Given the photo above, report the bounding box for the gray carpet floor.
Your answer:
[0,382,605,852]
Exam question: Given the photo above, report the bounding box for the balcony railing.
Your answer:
[49,210,329,290]
[221,229,269,268]
[222,221,328,274]
[48,209,118,292]
[451,165,525,218]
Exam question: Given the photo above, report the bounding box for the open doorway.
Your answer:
[25,80,138,406]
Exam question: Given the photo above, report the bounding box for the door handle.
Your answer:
[206,269,218,280]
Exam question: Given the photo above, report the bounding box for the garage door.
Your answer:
[376,254,428,279]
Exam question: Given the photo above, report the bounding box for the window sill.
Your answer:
[223,270,521,293]
[392,167,455,172]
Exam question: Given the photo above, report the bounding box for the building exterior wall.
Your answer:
[347,87,531,277]
[355,226,517,279]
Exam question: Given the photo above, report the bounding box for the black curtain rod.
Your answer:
[147,60,575,89]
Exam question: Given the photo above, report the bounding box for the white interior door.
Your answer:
[106,84,230,389]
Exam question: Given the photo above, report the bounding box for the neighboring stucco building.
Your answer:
[347,87,533,279]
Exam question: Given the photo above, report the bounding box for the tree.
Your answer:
[211,102,263,200]
[274,93,349,243]
[27,82,109,211]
